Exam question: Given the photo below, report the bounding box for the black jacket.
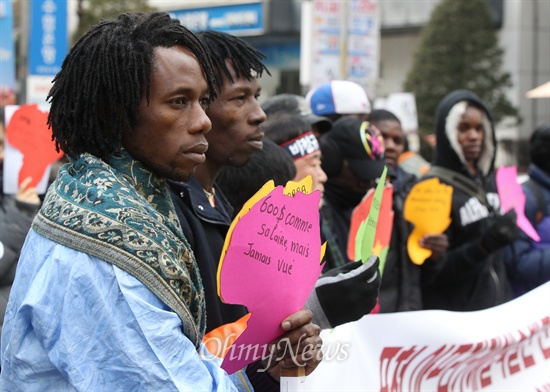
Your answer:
[322,180,365,260]
[421,90,512,311]
[379,166,423,312]
[168,178,248,333]
[168,178,279,390]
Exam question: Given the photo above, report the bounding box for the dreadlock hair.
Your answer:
[196,30,270,92]
[47,12,217,160]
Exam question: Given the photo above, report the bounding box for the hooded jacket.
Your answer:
[421,90,512,311]
[504,164,550,296]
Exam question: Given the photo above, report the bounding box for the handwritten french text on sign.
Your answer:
[218,182,324,374]
[404,178,453,264]
[300,281,550,391]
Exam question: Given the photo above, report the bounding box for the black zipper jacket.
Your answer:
[421,90,512,311]
[168,178,280,390]
[168,178,248,333]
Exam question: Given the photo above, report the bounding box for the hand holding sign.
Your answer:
[217,177,325,374]
[404,178,453,264]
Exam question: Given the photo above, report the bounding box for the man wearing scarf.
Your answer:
[1,12,253,390]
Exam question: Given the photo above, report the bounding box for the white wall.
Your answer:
[378,33,421,97]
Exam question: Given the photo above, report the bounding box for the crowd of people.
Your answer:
[0,10,548,390]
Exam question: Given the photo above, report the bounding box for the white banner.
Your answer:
[299,282,550,391]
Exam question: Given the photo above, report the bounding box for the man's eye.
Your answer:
[200,98,210,108]
[173,98,187,105]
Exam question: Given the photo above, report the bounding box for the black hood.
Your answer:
[432,90,496,178]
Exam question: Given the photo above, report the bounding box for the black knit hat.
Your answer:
[322,117,386,180]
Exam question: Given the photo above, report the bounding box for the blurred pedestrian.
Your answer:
[0,123,41,336]
[397,137,431,178]
[369,109,447,312]
[319,117,386,260]
[504,123,550,297]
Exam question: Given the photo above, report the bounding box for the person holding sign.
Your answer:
[504,123,550,297]
[258,99,381,327]
[1,12,253,390]
[216,134,382,331]
[168,30,322,390]
[419,90,520,312]
[369,109,448,312]
[318,117,387,259]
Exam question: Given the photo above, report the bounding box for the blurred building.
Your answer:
[377,0,549,169]
[150,0,550,166]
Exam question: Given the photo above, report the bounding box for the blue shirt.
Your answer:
[1,230,251,391]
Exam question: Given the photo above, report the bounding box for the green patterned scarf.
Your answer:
[33,150,206,347]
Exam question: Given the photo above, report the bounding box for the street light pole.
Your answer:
[18,0,29,103]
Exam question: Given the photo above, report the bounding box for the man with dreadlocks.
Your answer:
[1,12,252,390]
[168,30,323,390]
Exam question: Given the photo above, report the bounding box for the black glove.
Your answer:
[479,210,521,255]
[305,256,380,329]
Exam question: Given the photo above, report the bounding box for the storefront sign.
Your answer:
[169,2,264,36]
[28,0,68,76]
